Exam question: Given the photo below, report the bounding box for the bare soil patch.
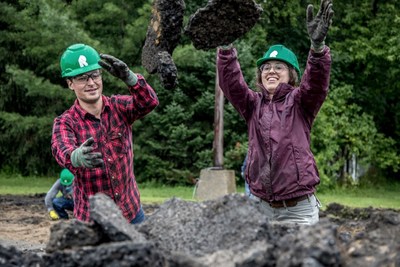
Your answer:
[0,194,53,254]
[0,194,157,254]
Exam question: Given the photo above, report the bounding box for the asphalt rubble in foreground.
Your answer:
[1,193,399,267]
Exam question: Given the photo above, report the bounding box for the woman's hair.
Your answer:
[255,63,299,90]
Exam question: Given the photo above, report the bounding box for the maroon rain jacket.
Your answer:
[217,47,331,202]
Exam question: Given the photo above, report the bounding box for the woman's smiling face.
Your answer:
[260,60,290,97]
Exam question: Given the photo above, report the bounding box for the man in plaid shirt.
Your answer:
[51,43,159,224]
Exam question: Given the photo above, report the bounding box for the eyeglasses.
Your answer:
[259,63,288,73]
[72,70,102,84]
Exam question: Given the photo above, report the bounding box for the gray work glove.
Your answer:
[71,137,103,168]
[99,54,138,86]
[306,0,334,53]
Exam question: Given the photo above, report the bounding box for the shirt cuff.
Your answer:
[131,74,146,90]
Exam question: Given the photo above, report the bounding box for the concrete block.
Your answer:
[194,168,236,201]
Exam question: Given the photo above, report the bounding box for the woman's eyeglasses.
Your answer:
[259,63,288,73]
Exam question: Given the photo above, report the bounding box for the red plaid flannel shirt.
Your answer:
[51,75,158,222]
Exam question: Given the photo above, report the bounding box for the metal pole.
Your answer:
[213,64,224,169]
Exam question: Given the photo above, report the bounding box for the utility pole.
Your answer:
[213,65,224,169]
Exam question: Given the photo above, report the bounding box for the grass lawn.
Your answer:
[0,174,399,210]
[317,185,400,210]
[0,175,57,195]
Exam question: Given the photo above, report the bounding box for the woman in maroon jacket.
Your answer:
[217,0,333,225]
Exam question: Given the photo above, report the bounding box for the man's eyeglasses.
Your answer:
[259,63,288,73]
[72,70,102,84]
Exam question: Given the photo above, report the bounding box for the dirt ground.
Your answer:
[0,194,158,254]
[0,194,54,254]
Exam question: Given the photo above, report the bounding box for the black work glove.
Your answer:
[99,54,138,86]
[306,0,334,53]
[71,137,103,168]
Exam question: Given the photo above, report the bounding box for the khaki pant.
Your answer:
[249,194,321,225]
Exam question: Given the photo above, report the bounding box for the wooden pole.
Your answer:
[213,64,224,169]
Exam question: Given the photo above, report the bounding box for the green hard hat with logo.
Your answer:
[60,168,74,186]
[256,44,301,77]
[60,43,102,78]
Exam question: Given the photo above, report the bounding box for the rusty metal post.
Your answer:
[213,64,224,169]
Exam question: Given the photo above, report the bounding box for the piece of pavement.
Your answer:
[141,0,185,82]
[185,0,263,50]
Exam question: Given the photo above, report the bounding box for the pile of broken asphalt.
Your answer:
[1,193,399,267]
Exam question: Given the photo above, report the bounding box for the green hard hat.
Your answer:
[60,168,74,186]
[256,44,301,77]
[60,43,102,78]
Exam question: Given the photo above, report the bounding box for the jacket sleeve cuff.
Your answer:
[218,46,235,55]
[310,45,329,57]
[130,74,146,90]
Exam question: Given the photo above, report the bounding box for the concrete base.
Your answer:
[194,168,236,201]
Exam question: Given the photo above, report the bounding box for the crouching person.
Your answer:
[45,168,74,220]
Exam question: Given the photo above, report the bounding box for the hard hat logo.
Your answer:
[78,55,89,68]
[269,51,278,58]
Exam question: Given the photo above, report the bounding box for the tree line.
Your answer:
[0,0,399,189]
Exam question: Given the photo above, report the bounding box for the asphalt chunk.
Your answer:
[185,0,263,50]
